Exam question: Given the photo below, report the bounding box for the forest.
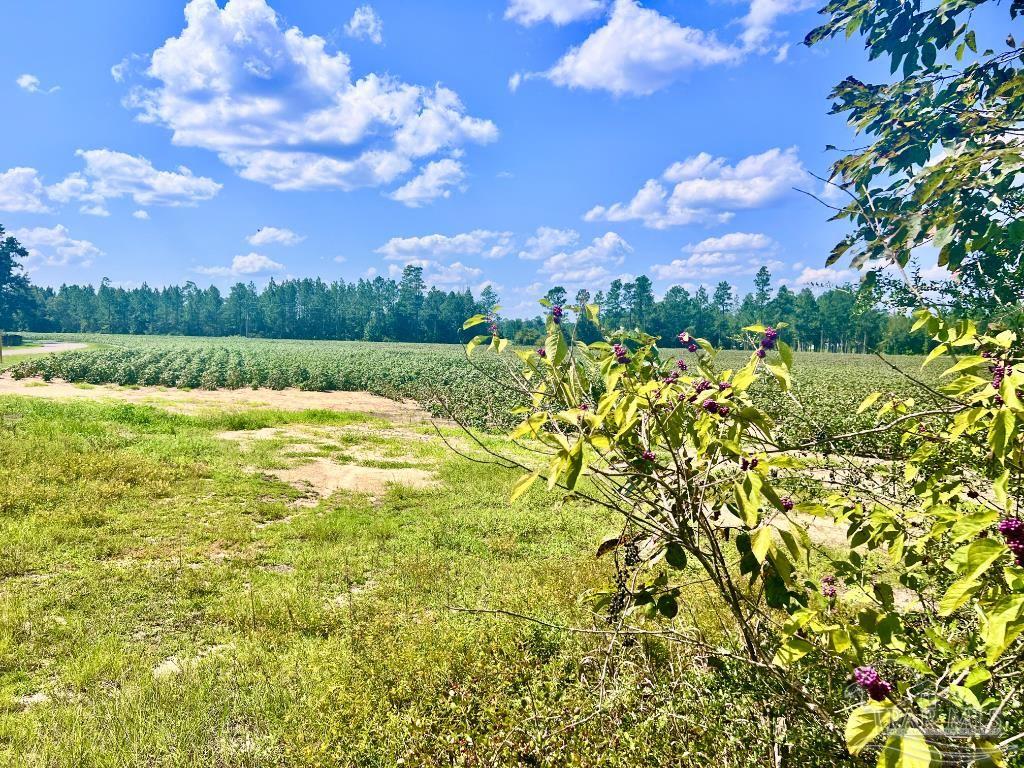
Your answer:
[2,244,929,353]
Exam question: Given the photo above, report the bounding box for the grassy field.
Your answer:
[0,334,935,765]
[0,393,854,767]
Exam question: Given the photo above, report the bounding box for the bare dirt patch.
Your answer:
[264,458,437,498]
[2,342,88,357]
[0,374,429,422]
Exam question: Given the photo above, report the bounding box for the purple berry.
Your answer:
[676,359,688,371]
[687,342,698,353]
[551,305,564,324]
[702,398,719,413]
[756,348,766,359]
[854,666,892,701]
[641,450,656,462]
[821,575,838,599]
[694,379,712,394]
[718,405,731,417]
[781,496,794,512]
[579,403,589,411]
[536,348,546,358]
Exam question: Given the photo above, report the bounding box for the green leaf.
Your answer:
[772,636,814,668]
[857,392,883,414]
[938,538,1006,616]
[657,594,679,619]
[876,729,940,767]
[665,542,687,569]
[982,594,1024,663]
[462,314,487,331]
[751,527,774,563]
[845,702,894,756]
[510,470,540,502]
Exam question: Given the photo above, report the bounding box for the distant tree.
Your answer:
[630,275,655,328]
[544,286,567,308]
[478,284,500,314]
[753,266,772,316]
[396,265,426,342]
[0,225,34,331]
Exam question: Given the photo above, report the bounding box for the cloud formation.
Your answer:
[505,0,605,26]
[122,0,496,198]
[376,230,514,261]
[345,5,383,44]
[650,231,777,280]
[544,0,739,96]
[196,252,284,277]
[247,226,305,246]
[388,158,465,207]
[542,231,632,285]
[0,168,51,213]
[16,73,59,94]
[518,226,579,260]
[585,147,806,228]
[13,224,102,267]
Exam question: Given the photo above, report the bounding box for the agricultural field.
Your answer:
[9,333,936,455]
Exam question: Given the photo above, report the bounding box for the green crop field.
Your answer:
[11,333,936,455]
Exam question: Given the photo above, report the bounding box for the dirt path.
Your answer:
[0,374,429,422]
[2,342,88,356]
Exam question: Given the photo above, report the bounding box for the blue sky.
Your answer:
[0,0,1007,316]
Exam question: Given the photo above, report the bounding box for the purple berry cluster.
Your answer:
[663,370,680,385]
[821,575,838,599]
[676,359,688,371]
[641,450,656,462]
[702,398,719,413]
[551,305,564,324]
[740,457,759,471]
[781,496,795,512]
[613,343,630,365]
[694,379,712,394]
[761,327,779,350]
[488,319,499,335]
[999,518,1024,567]
[854,666,893,702]
[536,347,547,359]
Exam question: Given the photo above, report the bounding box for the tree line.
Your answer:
[2,225,927,352]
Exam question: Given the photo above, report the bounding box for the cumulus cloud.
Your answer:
[12,225,102,267]
[542,231,632,285]
[388,158,465,207]
[543,0,739,96]
[739,0,816,51]
[247,226,305,246]
[196,252,285,277]
[133,209,150,220]
[519,226,579,260]
[388,259,483,287]
[10,149,221,216]
[0,168,51,213]
[16,73,59,94]
[650,231,778,280]
[345,4,383,44]
[376,230,514,261]
[795,266,856,286]
[121,0,496,197]
[505,0,605,26]
[585,147,806,228]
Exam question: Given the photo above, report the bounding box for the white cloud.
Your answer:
[16,73,59,94]
[133,209,150,220]
[376,229,514,261]
[333,255,347,263]
[388,158,465,207]
[196,252,284,277]
[12,225,102,267]
[651,231,778,280]
[0,168,51,213]
[33,149,221,213]
[543,0,740,96]
[683,232,776,254]
[739,0,816,51]
[795,266,856,286]
[124,0,496,196]
[386,259,484,287]
[247,226,305,246]
[505,0,605,26]
[586,147,806,228]
[519,226,579,260]
[543,231,632,285]
[345,5,384,44]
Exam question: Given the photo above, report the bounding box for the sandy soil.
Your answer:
[0,374,428,422]
[2,342,88,356]
[264,458,437,500]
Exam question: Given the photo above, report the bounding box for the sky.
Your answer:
[0,0,1008,317]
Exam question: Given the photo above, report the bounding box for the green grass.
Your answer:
[0,395,854,766]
